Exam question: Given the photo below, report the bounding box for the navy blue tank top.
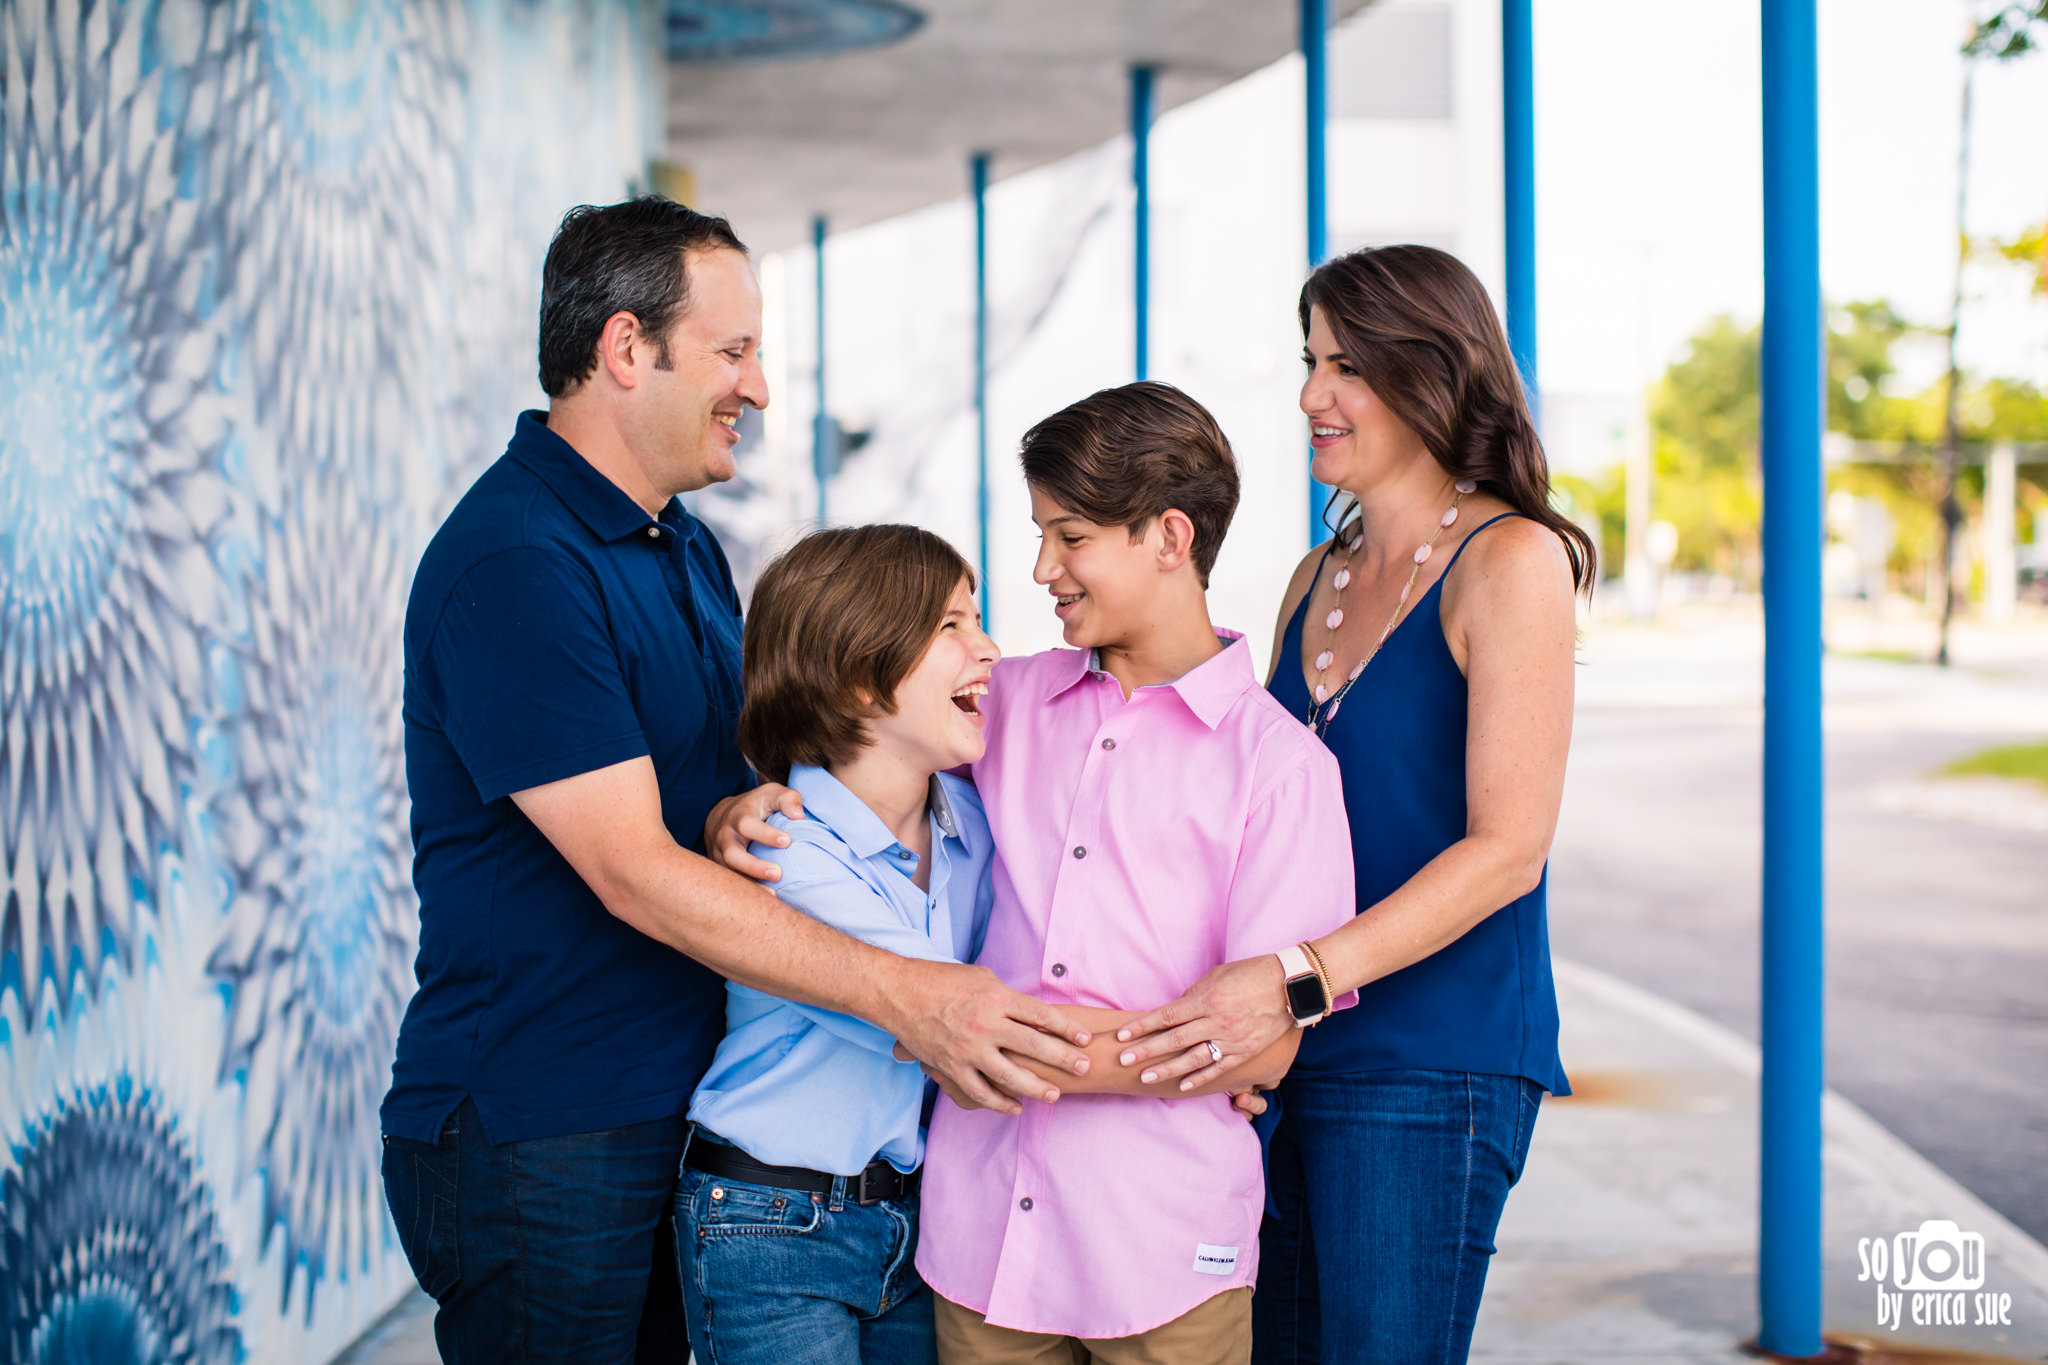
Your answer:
[1268,513,1569,1093]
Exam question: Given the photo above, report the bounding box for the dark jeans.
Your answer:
[1253,1070,1543,1365]
[673,1161,935,1365]
[381,1097,689,1364]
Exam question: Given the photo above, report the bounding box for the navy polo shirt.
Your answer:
[382,411,751,1146]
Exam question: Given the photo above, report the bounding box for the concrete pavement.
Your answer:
[1474,960,2048,1362]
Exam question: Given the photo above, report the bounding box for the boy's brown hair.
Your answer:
[739,524,976,784]
[1018,381,1240,585]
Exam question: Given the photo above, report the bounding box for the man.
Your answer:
[380,198,1088,1363]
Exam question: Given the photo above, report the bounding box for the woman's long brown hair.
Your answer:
[1301,245,1597,594]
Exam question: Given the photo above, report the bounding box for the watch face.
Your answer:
[1285,973,1325,1020]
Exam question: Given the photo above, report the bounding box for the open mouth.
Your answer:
[950,682,988,716]
[1053,593,1083,614]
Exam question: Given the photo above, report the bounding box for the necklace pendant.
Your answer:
[1314,649,1333,671]
[1314,683,1329,704]
[1456,478,1477,494]
[1333,567,1351,590]
[1441,506,1460,527]
[1413,543,1433,565]
[1325,608,1344,630]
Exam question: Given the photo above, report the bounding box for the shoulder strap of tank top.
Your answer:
[1443,511,1525,576]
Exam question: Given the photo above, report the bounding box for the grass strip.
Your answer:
[1939,740,2048,790]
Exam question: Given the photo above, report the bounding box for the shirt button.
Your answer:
[646,526,660,539]
[1019,1197,1034,1211]
[1101,738,1116,751]
[1051,963,1067,978]
[1072,846,1086,859]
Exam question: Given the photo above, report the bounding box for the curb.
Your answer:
[1553,958,2048,1306]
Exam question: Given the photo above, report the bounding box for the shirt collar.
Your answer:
[1041,630,1254,732]
[786,764,970,860]
[506,409,674,544]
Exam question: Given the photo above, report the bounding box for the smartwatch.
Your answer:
[1277,944,1330,1027]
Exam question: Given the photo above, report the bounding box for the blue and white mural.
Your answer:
[0,0,663,1356]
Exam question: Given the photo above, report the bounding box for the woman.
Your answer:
[1113,244,1594,1364]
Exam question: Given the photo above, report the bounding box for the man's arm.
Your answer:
[514,756,1091,1114]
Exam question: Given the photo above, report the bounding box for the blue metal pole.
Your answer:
[1502,0,1538,419]
[1758,0,1825,1355]
[812,213,829,527]
[972,153,992,629]
[1302,0,1331,544]
[1130,65,1155,382]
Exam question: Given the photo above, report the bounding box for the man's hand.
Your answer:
[885,960,1093,1116]
[1231,1088,1271,1122]
[703,783,804,881]
[1113,955,1293,1092]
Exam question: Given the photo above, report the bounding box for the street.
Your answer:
[1550,607,2048,1247]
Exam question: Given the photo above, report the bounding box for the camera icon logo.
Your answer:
[1892,1220,1985,1292]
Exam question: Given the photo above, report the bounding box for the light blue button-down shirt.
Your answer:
[687,764,994,1175]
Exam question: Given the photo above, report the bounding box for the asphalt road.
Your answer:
[1548,611,2048,1248]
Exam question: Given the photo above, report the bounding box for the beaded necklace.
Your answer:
[1305,478,1475,736]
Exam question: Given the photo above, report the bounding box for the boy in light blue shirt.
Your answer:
[685,761,992,1178]
[675,524,998,1364]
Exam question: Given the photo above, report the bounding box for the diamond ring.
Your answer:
[1205,1040,1224,1064]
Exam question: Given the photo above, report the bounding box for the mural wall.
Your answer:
[0,0,662,1357]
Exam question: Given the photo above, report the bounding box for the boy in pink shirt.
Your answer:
[917,383,1356,1362]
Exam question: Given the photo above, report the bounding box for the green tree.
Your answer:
[1613,304,2046,591]
[1647,316,1762,579]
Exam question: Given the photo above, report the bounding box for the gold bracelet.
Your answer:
[1299,940,1335,1017]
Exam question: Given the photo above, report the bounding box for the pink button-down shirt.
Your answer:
[916,633,1356,1338]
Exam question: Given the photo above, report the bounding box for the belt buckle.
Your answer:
[854,1166,888,1205]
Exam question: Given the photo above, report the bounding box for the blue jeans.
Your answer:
[673,1161,936,1365]
[1253,1070,1542,1365]
[380,1097,689,1363]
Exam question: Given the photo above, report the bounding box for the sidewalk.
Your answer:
[340,960,2048,1364]
[1473,961,2048,1362]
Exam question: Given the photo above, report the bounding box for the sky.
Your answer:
[1536,0,2048,399]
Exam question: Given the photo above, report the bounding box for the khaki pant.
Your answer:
[934,1287,1252,1365]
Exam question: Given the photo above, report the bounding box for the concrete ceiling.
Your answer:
[664,0,1374,253]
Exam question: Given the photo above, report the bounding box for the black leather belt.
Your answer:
[685,1133,920,1206]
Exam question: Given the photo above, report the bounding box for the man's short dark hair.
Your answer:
[739,525,977,785]
[538,197,748,398]
[1019,381,1241,585]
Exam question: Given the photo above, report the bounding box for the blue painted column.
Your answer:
[812,214,829,527]
[972,153,992,628]
[1502,0,1538,415]
[1302,0,1331,543]
[1758,0,1825,1355]
[1130,65,1155,382]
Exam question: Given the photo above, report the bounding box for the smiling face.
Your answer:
[1029,484,1165,653]
[864,577,999,776]
[628,246,767,495]
[1300,304,1433,494]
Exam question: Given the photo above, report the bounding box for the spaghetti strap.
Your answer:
[1443,511,1524,576]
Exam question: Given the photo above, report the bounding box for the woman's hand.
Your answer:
[703,783,805,881]
[1113,955,1294,1092]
